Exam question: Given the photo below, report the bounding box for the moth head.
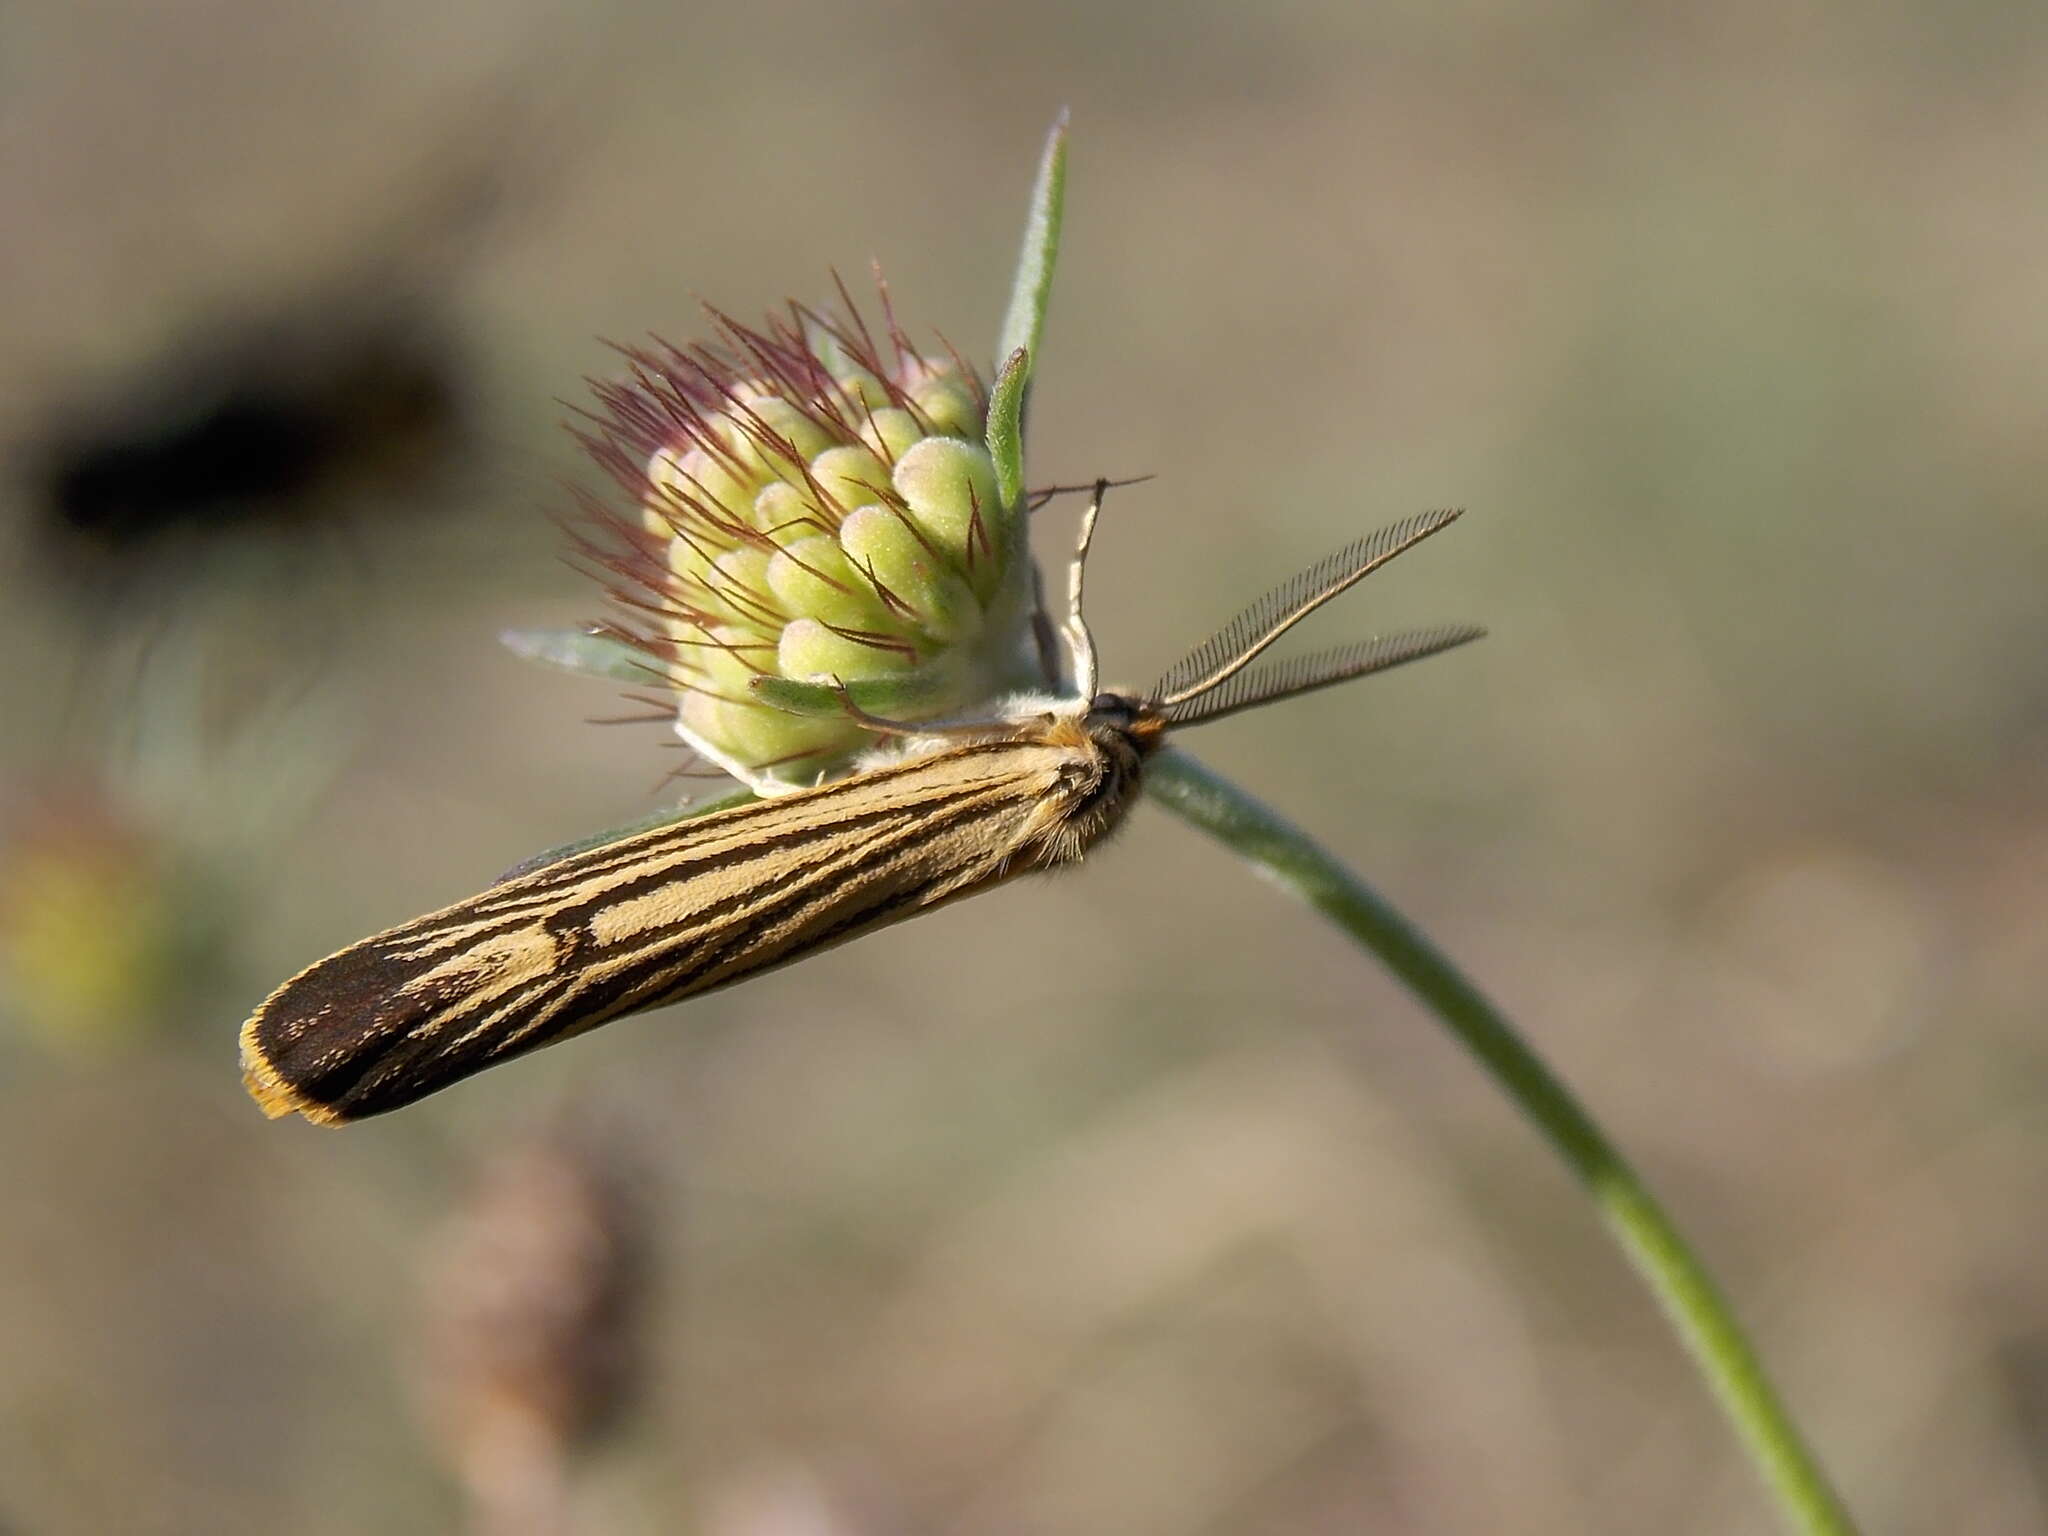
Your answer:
[1077,690,1171,755]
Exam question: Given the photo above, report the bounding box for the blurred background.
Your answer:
[2,2,2045,1531]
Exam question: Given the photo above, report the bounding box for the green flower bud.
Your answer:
[893,437,1005,600]
[750,480,818,539]
[765,536,898,636]
[704,546,776,624]
[776,617,919,682]
[807,444,894,510]
[859,407,926,462]
[910,377,983,438]
[732,394,835,480]
[680,691,854,775]
[685,624,773,696]
[577,288,1041,794]
[838,504,982,644]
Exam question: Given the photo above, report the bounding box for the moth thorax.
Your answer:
[1013,699,1155,865]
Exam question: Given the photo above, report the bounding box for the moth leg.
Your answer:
[1064,476,1108,698]
[1026,473,1153,511]
[824,677,1010,739]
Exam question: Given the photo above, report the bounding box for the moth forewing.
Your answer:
[241,721,1148,1125]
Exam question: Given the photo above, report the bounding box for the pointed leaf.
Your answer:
[501,626,669,686]
[985,345,1030,517]
[996,109,1069,387]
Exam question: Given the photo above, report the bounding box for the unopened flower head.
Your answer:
[576,286,1040,794]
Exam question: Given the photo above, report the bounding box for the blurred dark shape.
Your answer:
[1995,1334,2048,1514]
[25,301,467,592]
[420,1125,649,1536]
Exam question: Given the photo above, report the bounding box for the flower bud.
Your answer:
[578,292,1041,793]
[892,436,1006,601]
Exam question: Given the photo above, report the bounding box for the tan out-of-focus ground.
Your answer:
[2,3,2046,1532]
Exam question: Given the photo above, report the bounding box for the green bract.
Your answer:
[576,300,1041,794]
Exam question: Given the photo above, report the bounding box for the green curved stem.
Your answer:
[1144,747,1858,1536]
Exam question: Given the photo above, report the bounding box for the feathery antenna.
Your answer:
[1156,624,1485,727]
[1150,508,1465,710]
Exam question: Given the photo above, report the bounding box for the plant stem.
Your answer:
[1143,747,1859,1536]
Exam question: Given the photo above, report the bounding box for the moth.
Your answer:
[242,493,1479,1124]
